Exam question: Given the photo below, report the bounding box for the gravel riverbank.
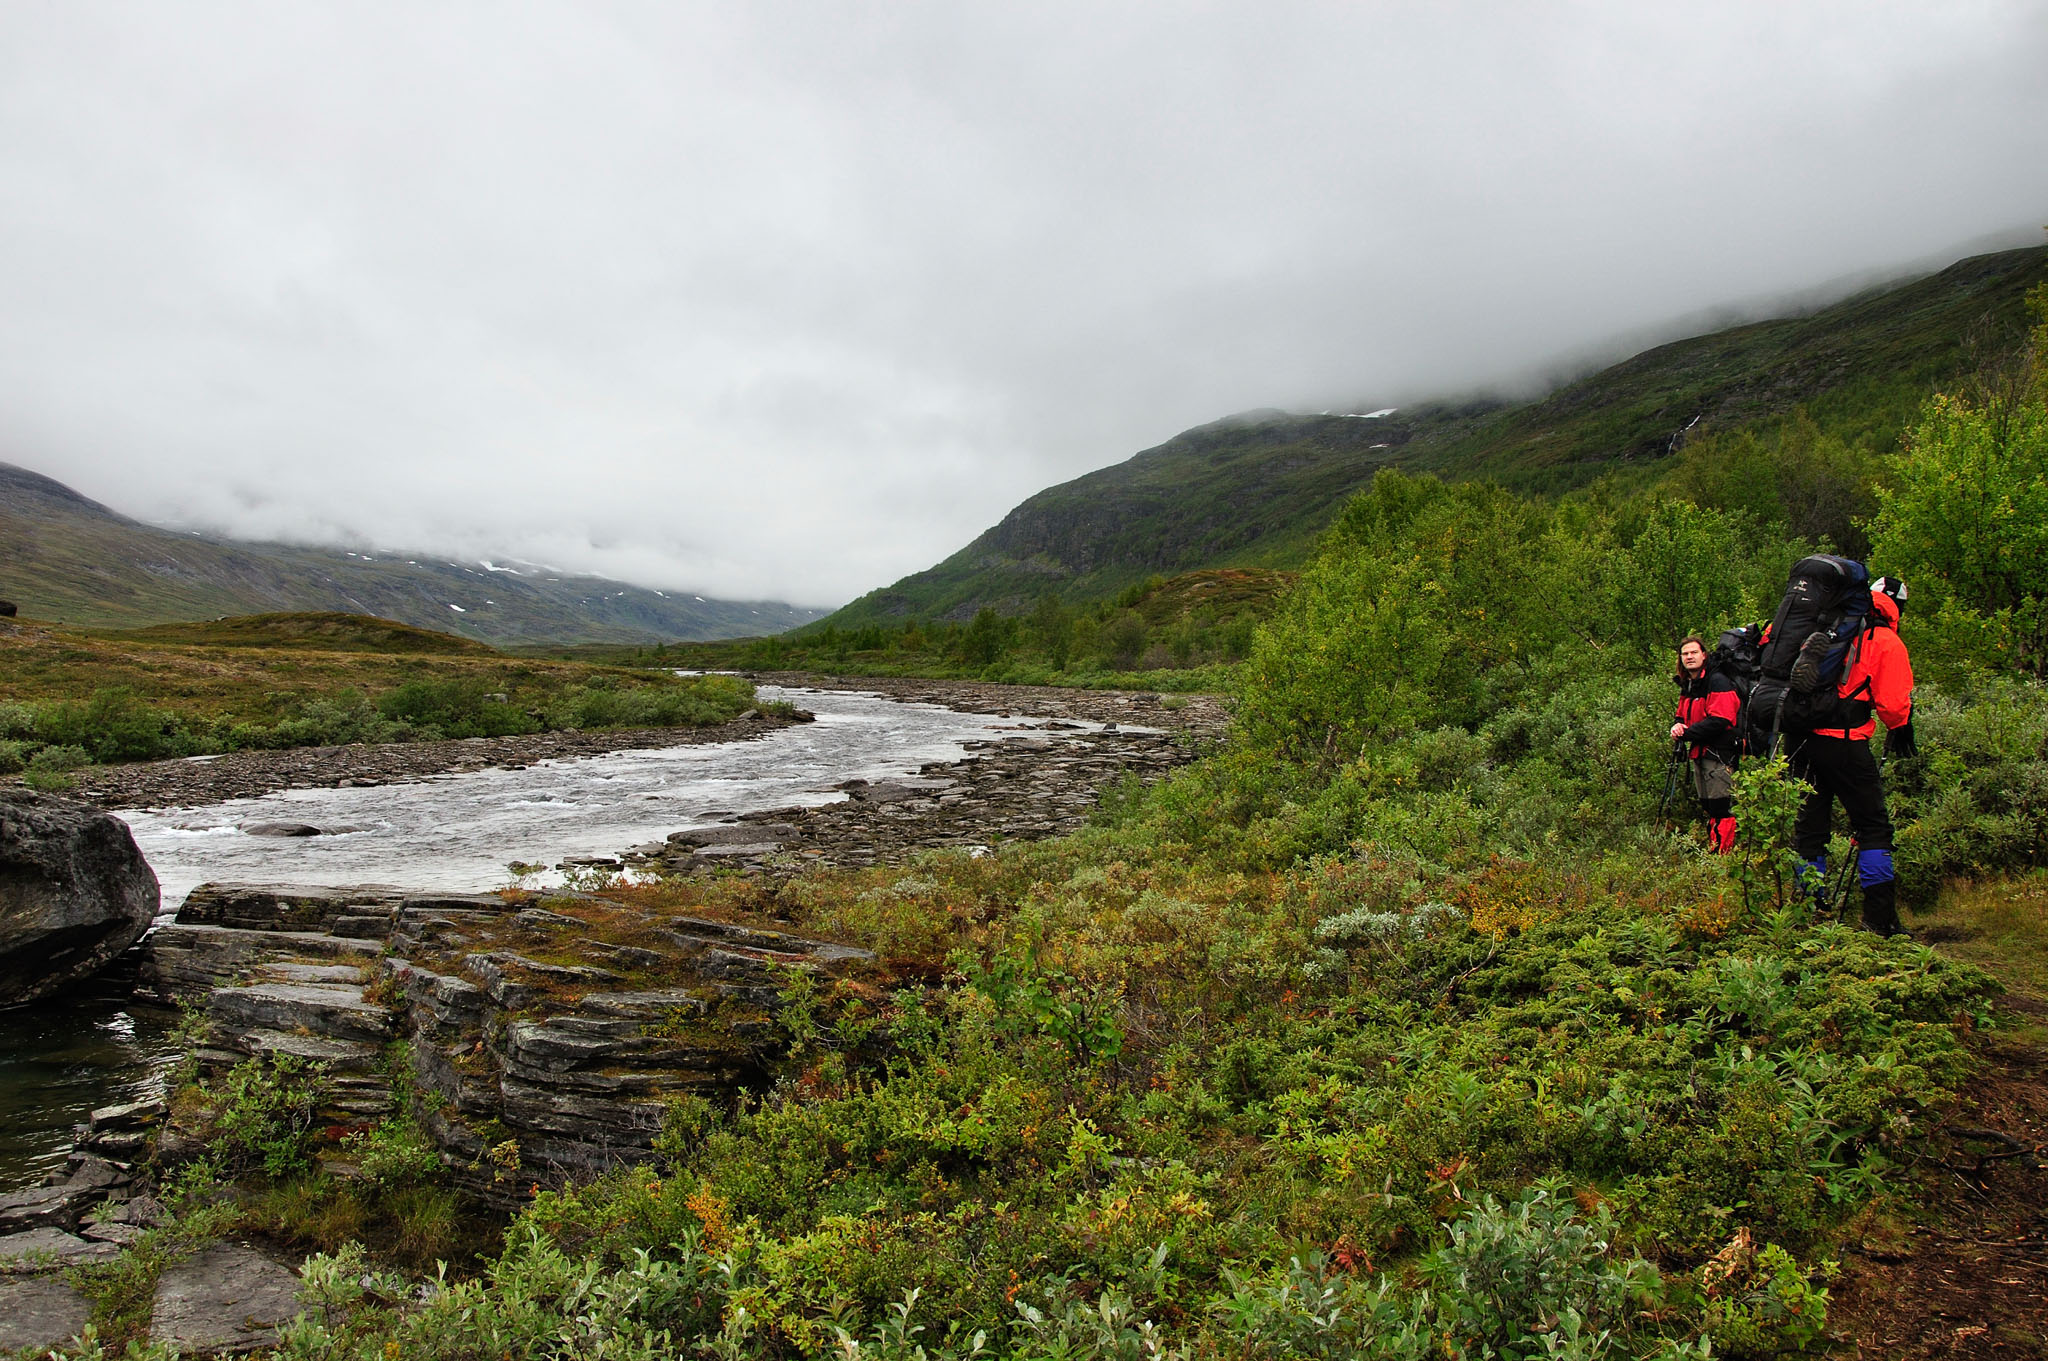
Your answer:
[587,675,1234,874]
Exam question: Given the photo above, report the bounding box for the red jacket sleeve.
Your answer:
[1831,627,1913,738]
[1864,629,1913,730]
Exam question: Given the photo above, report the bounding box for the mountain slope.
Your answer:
[1406,242,2048,486]
[0,463,825,644]
[829,243,2048,625]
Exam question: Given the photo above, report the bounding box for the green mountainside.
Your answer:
[829,243,2048,626]
[0,463,825,645]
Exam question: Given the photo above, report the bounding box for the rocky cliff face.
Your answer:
[0,789,159,1005]
[143,882,872,1200]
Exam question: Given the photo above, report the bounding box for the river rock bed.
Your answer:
[602,674,1226,875]
[60,710,807,811]
[627,723,1199,876]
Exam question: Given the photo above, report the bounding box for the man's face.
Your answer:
[1679,642,1706,672]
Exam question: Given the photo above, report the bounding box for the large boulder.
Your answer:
[0,789,158,1005]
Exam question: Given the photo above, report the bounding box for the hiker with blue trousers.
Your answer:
[1785,576,1916,937]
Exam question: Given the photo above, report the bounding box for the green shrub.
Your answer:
[1868,361,2048,677]
[1701,1236,1836,1358]
[28,742,91,771]
[242,692,409,749]
[0,701,34,739]
[1888,676,2048,898]
[198,1054,327,1178]
[346,1116,441,1188]
[33,687,207,762]
[375,677,533,738]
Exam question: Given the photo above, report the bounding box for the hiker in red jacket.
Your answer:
[1786,578,1916,936]
[1669,636,1740,852]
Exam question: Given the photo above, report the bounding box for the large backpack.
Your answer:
[1745,554,1872,751]
[1708,623,1764,752]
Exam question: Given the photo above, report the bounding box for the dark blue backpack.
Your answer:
[1745,554,1871,750]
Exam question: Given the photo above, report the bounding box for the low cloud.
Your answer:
[2,2,2044,607]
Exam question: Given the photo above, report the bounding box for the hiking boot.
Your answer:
[1789,629,1832,694]
[1860,879,1904,937]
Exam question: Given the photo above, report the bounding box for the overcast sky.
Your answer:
[3,3,2045,607]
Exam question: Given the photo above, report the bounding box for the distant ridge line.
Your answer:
[0,463,826,645]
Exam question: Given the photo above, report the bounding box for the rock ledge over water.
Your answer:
[144,881,875,1202]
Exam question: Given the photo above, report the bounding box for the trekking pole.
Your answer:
[1658,740,1686,819]
[1828,840,1858,918]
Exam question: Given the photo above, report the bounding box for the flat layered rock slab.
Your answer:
[151,1242,303,1354]
[140,922,382,1000]
[235,1027,383,1071]
[208,981,393,1042]
[0,1183,97,1234]
[0,1274,92,1352]
[176,883,408,931]
[0,1227,119,1271]
[257,961,368,984]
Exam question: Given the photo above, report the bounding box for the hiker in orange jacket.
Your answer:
[1669,636,1740,852]
[1786,578,1916,936]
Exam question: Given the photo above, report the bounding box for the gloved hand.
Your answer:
[1884,720,1917,759]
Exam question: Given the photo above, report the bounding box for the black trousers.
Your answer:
[1786,732,1892,859]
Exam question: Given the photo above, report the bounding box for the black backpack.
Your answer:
[1745,554,1872,750]
[1708,624,1764,751]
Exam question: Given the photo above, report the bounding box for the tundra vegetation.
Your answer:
[0,613,760,788]
[47,292,2048,1358]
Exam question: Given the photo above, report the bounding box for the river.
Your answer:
[119,685,1088,908]
[0,685,1095,1189]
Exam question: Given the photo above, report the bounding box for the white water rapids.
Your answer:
[118,685,1100,912]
